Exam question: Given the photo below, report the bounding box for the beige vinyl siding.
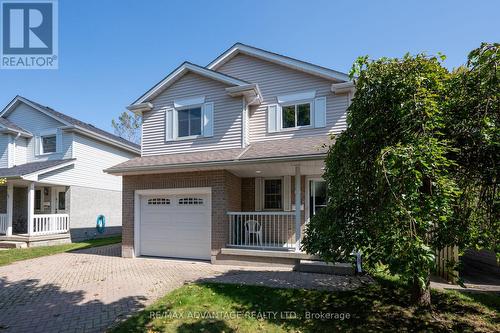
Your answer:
[39,133,134,191]
[217,54,348,142]
[142,72,243,156]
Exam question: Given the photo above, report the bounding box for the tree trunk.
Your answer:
[411,275,431,308]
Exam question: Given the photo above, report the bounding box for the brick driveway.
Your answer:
[0,244,367,333]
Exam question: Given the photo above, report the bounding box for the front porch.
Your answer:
[218,159,327,263]
[0,180,70,242]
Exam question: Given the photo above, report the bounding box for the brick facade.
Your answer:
[121,170,241,261]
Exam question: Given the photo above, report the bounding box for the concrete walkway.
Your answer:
[0,244,367,333]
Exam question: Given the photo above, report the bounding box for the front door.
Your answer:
[54,187,67,214]
[308,179,327,220]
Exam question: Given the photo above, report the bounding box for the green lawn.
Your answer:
[0,236,121,266]
[110,275,499,333]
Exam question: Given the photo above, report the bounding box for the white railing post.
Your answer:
[6,183,13,236]
[27,182,35,236]
[294,165,301,252]
[227,211,295,250]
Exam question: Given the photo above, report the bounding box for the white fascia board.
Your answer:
[105,153,326,175]
[331,81,355,94]
[61,125,140,155]
[225,84,262,105]
[0,128,32,138]
[22,160,76,181]
[208,43,350,82]
[127,102,153,114]
[131,62,248,106]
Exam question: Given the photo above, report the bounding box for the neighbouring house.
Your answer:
[0,96,140,247]
[106,43,355,265]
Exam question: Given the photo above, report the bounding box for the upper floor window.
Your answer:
[268,90,325,133]
[282,103,311,129]
[41,135,57,154]
[178,107,202,138]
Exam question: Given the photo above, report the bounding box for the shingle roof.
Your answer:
[239,136,330,160]
[18,96,140,151]
[0,159,75,178]
[0,117,31,135]
[106,136,332,173]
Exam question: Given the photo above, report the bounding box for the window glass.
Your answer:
[58,191,66,210]
[177,107,202,137]
[297,103,311,126]
[264,179,282,210]
[178,110,190,137]
[35,190,42,210]
[42,135,56,153]
[178,197,204,205]
[282,105,295,128]
[281,103,311,129]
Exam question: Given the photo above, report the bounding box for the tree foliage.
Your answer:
[302,43,499,306]
[111,111,141,144]
[445,43,500,253]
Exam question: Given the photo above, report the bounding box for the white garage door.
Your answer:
[139,191,211,260]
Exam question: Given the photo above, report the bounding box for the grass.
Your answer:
[0,235,121,266]
[110,274,499,333]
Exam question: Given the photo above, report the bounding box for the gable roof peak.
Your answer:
[131,61,250,106]
[207,43,350,82]
[0,95,140,154]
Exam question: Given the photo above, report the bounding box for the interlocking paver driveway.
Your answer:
[0,245,236,333]
[0,244,367,333]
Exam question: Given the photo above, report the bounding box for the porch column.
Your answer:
[27,182,34,236]
[6,183,13,236]
[294,165,301,251]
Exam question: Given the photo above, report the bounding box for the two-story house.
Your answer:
[107,44,355,264]
[0,96,140,247]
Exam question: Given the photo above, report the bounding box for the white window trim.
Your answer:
[262,177,284,211]
[277,90,316,104]
[37,129,58,156]
[280,100,313,131]
[174,96,205,108]
[305,175,327,224]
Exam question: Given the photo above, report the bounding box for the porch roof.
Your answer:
[105,136,332,174]
[0,159,75,179]
[0,117,32,137]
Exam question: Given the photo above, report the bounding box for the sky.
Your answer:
[0,0,498,134]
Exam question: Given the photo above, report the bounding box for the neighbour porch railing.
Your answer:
[0,214,6,234]
[32,214,69,236]
[227,212,295,250]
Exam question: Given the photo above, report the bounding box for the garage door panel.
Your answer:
[139,192,211,260]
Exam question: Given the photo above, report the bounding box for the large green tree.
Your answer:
[303,53,459,307]
[445,43,499,254]
[303,44,499,307]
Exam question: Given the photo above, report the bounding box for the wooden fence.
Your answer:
[435,245,459,283]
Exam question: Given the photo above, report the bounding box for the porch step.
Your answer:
[294,260,355,275]
[0,241,28,249]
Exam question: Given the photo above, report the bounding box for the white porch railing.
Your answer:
[227,212,295,249]
[32,214,69,236]
[0,214,6,234]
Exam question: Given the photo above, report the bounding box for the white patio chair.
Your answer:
[244,219,262,246]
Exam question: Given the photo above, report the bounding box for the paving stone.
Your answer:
[0,244,367,332]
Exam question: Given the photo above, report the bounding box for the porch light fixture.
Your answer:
[255,170,262,174]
